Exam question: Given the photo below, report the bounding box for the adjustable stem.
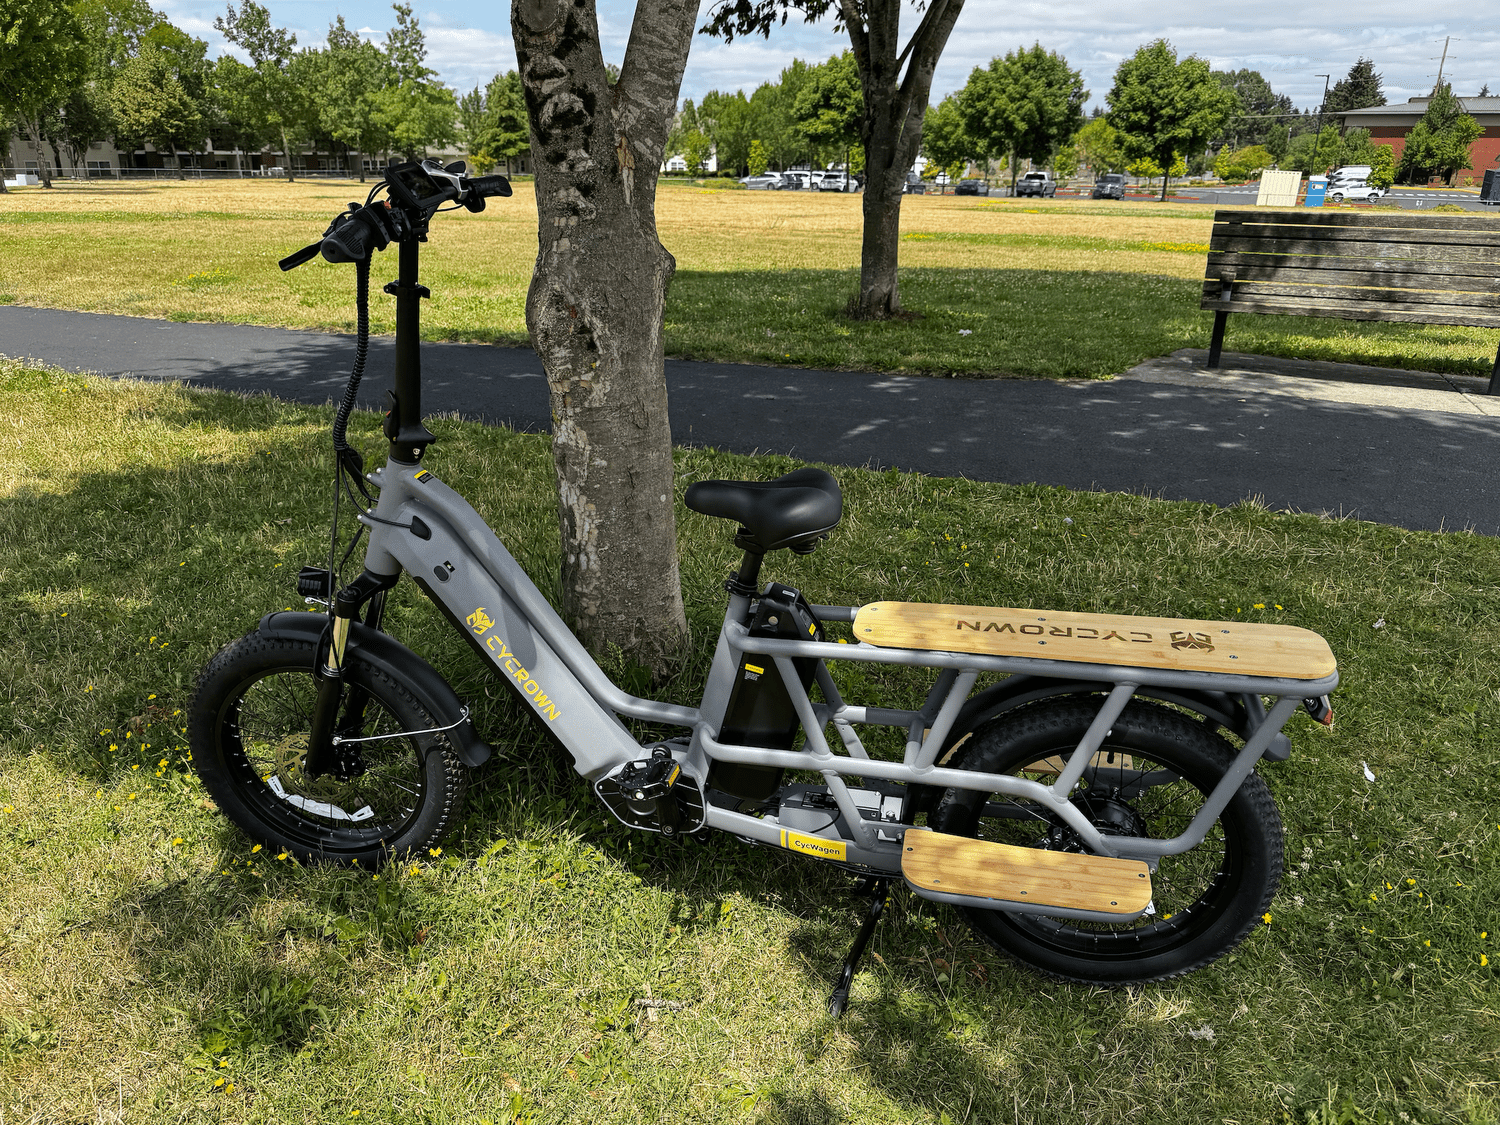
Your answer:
[384,237,437,464]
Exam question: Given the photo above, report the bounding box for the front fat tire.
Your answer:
[189,632,468,866]
[931,699,1283,985]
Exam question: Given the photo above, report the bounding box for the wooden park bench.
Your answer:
[1200,209,1500,392]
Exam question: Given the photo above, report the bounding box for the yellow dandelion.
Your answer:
[429,847,442,857]
[131,764,139,770]
[1483,954,1490,967]
[1425,940,1431,948]
[1253,603,1265,609]
[277,851,288,861]
[214,1078,225,1088]
[1275,604,1283,610]
[127,793,136,800]
[1370,893,1378,902]
[225,1083,234,1093]
[109,744,117,751]
[1386,882,1393,890]
[172,838,184,846]
[1482,932,1488,940]
[1406,878,1415,886]
[218,1060,229,1069]
[147,694,156,700]
[251,844,262,853]
[1263,912,1272,924]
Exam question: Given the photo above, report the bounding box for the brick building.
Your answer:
[1339,96,1500,180]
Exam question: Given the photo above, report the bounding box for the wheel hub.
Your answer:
[1047,790,1148,850]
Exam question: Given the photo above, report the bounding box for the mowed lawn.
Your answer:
[2,358,1499,1123]
[3,177,1498,378]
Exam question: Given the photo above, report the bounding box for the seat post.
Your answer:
[725,547,764,598]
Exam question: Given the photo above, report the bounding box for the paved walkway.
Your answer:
[4,305,1499,535]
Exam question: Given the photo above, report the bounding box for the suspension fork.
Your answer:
[305,570,398,777]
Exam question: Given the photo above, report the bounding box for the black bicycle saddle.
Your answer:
[684,467,843,553]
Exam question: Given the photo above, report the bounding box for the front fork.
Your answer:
[305,570,397,778]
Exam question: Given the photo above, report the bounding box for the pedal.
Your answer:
[594,746,705,837]
[902,831,1152,919]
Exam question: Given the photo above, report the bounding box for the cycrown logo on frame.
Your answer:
[465,607,560,722]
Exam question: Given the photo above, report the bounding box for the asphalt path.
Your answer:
[5,304,1500,535]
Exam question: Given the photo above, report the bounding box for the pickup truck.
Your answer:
[1014,171,1056,198]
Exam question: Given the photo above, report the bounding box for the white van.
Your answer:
[1328,165,1373,187]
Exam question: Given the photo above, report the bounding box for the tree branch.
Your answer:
[616,0,699,162]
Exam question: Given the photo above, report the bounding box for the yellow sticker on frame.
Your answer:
[779,829,847,862]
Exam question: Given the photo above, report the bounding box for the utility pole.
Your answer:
[1311,74,1331,176]
[1436,36,1450,88]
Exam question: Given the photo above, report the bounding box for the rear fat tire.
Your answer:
[189,632,469,866]
[931,699,1282,985]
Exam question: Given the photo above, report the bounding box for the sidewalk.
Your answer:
[3,305,1499,535]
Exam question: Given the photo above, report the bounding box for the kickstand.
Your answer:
[828,877,891,1017]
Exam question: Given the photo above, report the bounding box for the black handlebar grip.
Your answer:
[470,175,512,198]
[321,217,376,264]
[279,241,324,271]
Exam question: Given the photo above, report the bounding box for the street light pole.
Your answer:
[1311,74,1331,176]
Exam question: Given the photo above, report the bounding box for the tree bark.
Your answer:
[840,0,966,320]
[281,127,294,181]
[511,0,694,673]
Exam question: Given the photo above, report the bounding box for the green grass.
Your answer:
[2,358,1499,1123]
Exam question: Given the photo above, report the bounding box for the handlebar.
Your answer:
[278,160,511,270]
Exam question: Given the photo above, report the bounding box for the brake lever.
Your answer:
[279,241,324,271]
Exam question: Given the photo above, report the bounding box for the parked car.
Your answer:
[817,171,858,192]
[1327,184,1387,204]
[780,171,815,191]
[954,179,989,196]
[739,172,784,190]
[903,172,927,195]
[1015,171,1056,198]
[1091,173,1126,200]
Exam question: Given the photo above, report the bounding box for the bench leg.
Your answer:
[1490,340,1500,396]
[1206,311,1228,369]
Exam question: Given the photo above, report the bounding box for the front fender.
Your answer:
[256,611,492,768]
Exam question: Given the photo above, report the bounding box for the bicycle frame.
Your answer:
[357,457,1338,879]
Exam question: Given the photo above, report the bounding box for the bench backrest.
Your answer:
[1202,209,1500,328]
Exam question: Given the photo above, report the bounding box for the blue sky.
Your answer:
[159,0,1499,114]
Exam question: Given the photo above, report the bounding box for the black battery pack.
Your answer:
[709,583,824,800]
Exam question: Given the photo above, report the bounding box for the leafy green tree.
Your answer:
[793,51,863,169]
[214,0,300,180]
[681,129,712,173]
[1397,83,1483,184]
[1264,122,1289,162]
[1367,144,1395,190]
[1073,116,1122,174]
[699,89,754,173]
[959,44,1087,191]
[0,0,91,188]
[921,95,978,175]
[314,18,393,180]
[54,83,115,172]
[1212,144,1273,182]
[459,70,528,174]
[1284,125,1345,175]
[110,45,205,177]
[1324,58,1385,115]
[746,138,768,176]
[371,3,456,160]
[1107,39,1237,201]
[1212,68,1292,149]
[208,54,270,167]
[703,0,969,320]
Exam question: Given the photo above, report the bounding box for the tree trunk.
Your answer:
[840,0,965,320]
[512,0,696,674]
[855,106,906,317]
[23,118,53,187]
[282,128,294,182]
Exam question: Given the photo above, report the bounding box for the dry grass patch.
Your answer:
[3,179,1497,379]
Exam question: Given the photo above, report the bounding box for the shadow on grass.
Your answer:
[663,267,1500,380]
